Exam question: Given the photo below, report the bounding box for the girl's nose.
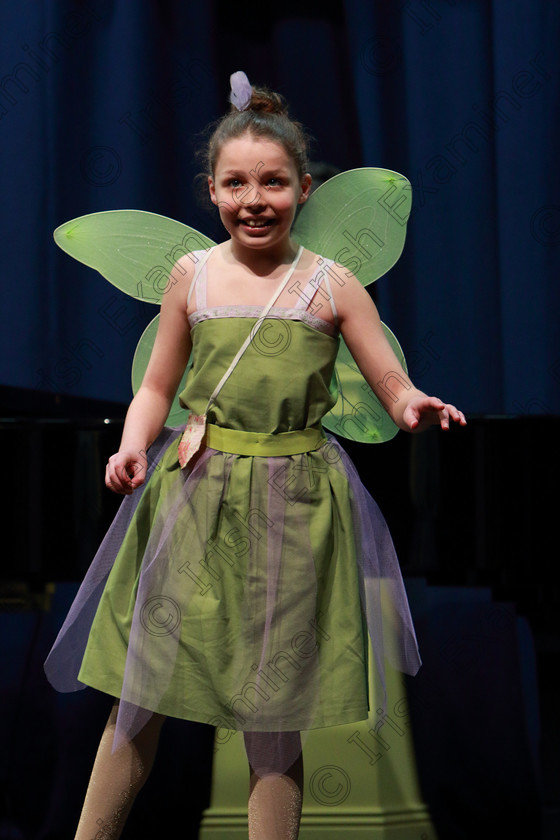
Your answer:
[234,183,265,208]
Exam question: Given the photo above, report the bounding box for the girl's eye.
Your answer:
[267,178,281,187]
[228,178,243,188]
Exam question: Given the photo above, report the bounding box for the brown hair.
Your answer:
[203,83,310,179]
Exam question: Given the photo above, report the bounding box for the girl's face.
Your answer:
[208,134,311,254]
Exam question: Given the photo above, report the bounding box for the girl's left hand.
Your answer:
[402,395,467,433]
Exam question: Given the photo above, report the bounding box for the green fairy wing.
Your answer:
[54,209,215,303]
[292,168,412,442]
[328,325,407,443]
[54,210,215,424]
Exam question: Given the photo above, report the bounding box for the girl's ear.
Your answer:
[298,173,312,204]
[208,175,217,205]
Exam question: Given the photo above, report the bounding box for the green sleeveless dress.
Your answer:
[46,250,421,744]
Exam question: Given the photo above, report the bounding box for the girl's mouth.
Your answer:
[239,218,274,229]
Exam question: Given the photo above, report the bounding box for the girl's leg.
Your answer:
[245,732,303,840]
[74,700,165,840]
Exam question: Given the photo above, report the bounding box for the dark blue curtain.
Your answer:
[1,0,559,413]
[345,0,560,415]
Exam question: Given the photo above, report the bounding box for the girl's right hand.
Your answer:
[105,450,148,495]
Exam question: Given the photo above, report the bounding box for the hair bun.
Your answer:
[247,87,288,117]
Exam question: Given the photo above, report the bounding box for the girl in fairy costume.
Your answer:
[45,71,465,839]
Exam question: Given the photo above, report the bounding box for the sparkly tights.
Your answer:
[248,757,303,840]
[74,701,303,839]
[73,701,165,840]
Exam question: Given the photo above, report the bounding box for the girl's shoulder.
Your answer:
[172,246,215,285]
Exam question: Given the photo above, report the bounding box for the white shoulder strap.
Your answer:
[186,247,215,307]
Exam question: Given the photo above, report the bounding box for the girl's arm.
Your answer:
[336,272,466,433]
[106,257,195,494]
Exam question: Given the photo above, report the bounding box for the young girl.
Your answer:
[45,72,466,840]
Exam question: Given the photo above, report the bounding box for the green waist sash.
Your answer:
[205,423,326,456]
